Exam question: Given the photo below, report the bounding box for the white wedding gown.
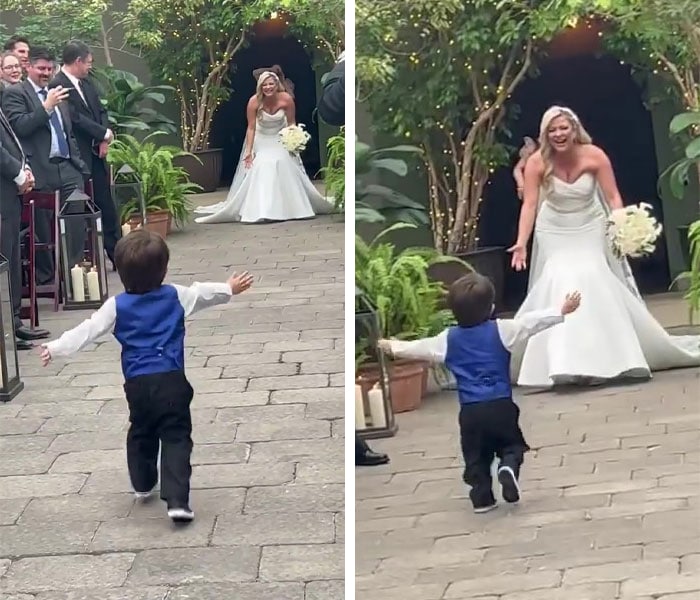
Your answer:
[512,172,700,387]
[194,110,333,223]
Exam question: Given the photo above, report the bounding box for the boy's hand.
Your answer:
[39,344,52,367]
[561,291,582,315]
[228,271,254,295]
[377,339,393,355]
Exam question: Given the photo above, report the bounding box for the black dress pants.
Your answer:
[124,370,194,508]
[458,398,530,508]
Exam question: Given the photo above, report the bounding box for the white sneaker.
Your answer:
[497,465,521,503]
[473,502,498,514]
[167,506,194,523]
[133,488,155,500]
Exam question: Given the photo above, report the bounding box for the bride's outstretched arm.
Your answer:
[514,154,542,246]
[282,92,296,126]
[244,98,257,163]
[593,148,624,210]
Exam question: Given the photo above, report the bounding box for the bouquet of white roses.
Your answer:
[279,124,311,154]
[607,203,663,259]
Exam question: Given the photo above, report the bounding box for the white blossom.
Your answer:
[607,203,663,259]
[279,124,311,154]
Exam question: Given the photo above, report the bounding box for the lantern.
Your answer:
[111,164,148,233]
[0,254,23,401]
[355,286,397,439]
[58,190,109,310]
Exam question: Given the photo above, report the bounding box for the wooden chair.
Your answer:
[20,190,61,326]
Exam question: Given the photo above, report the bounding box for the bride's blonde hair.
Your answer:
[255,71,284,120]
[538,106,592,189]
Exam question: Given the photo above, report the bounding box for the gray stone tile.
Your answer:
[259,544,344,581]
[126,547,259,585]
[166,582,304,600]
[212,512,335,545]
[244,484,343,513]
[0,554,134,592]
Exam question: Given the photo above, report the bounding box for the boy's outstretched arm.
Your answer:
[175,271,254,317]
[497,291,581,350]
[41,297,117,364]
[377,330,448,364]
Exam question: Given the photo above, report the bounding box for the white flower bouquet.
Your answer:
[607,203,663,259]
[279,124,311,154]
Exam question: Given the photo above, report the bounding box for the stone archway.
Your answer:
[209,20,321,185]
[479,26,671,309]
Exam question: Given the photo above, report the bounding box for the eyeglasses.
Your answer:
[1,65,21,71]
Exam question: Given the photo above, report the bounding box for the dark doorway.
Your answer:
[210,29,321,185]
[480,54,671,309]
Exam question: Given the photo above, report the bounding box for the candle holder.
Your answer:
[111,164,147,229]
[0,254,23,401]
[355,286,396,439]
[58,190,109,310]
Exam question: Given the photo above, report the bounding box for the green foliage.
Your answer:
[355,223,469,346]
[8,11,101,57]
[320,128,345,212]
[90,67,177,136]
[355,140,428,226]
[658,111,700,204]
[106,133,201,226]
[671,221,700,323]
[122,0,343,152]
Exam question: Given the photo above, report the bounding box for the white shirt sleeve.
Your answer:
[173,282,233,317]
[44,297,117,357]
[104,129,113,141]
[496,308,565,351]
[14,168,26,186]
[387,330,448,364]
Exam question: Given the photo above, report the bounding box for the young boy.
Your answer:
[40,230,254,523]
[378,272,581,513]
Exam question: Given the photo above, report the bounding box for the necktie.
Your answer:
[38,89,70,158]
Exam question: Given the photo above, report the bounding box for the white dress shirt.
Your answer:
[45,282,233,357]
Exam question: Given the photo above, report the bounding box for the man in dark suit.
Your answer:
[52,40,119,265]
[1,46,89,285]
[0,106,51,348]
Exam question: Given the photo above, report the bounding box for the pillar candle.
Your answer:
[71,265,85,302]
[354,384,366,429]
[86,267,100,301]
[121,223,131,237]
[368,384,387,429]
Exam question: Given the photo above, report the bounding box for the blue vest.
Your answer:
[445,321,512,404]
[114,285,185,380]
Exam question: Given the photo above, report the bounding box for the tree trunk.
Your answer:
[100,17,114,67]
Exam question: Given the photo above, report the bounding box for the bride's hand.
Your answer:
[508,243,527,271]
[244,154,254,169]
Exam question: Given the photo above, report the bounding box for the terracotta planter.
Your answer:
[358,359,427,413]
[173,149,223,193]
[127,209,170,239]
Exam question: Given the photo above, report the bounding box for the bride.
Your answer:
[509,105,700,387]
[194,70,332,224]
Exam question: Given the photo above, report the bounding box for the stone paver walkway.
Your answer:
[356,298,700,600]
[0,204,344,600]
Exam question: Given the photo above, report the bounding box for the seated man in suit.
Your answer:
[1,46,89,286]
[52,40,119,267]
[0,105,50,348]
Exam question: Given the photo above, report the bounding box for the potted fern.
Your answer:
[321,129,345,212]
[107,133,201,238]
[355,223,468,412]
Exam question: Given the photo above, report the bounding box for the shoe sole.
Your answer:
[473,503,497,514]
[498,466,521,503]
[168,508,194,523]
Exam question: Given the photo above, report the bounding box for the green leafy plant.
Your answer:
[106,132,201,226]
[320,128,345,211]
[355,223,471,364]
[659,111,700,206]
[90,67,177,136]
[355,140,428,225]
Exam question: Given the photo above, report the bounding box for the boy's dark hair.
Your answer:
[447,272,496,327]
[114,229,169,294]
[62,40,91,65]
[28,46,54,64]
[3,35,29,52]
